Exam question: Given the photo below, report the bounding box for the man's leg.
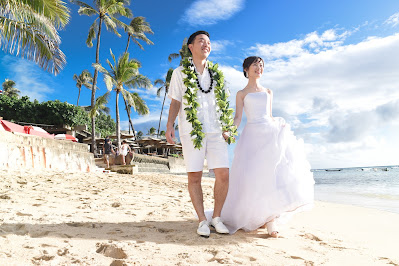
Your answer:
[212,168,229,218]
[187,171,206,222]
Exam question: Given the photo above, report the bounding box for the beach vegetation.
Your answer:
[70,0,132,154]
[1,79,20,98]
[73,70,95,106]
[147,126,156,136]
[154,68,173,137]
[168,38,190,65]
[0,0,70,75]
[93,49,151,149]
[122,15,153,136]
[0,94,115,137]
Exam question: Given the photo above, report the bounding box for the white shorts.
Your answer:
[180,133,229,172]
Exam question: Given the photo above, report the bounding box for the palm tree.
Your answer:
[71,0,132,154]
[124,16,153,53]
[159,130,165,137]
[168,38,190,65]
[73,70,94,106]
[122,16,153,136]
[1,79,20,98]
[154,68,173,137]
[147,127,156,136]
[136,131,143,139]
[0,0,70,75]
[93,50,151,149]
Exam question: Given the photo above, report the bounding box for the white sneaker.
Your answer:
[211,217,229,234]
[197,220,210,237]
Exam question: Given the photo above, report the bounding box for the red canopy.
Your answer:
[1,120,25,133]
[1,120,54,139]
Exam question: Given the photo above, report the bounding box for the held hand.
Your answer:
[222,131,229,140]
[166,126,176,144]
[223,131,235,143]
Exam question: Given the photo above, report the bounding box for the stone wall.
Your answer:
[0,130,95,172]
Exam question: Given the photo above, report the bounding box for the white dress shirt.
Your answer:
[168,63,222,137]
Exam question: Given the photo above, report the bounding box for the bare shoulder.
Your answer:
[236,89,246,100]
[267,88,273,95]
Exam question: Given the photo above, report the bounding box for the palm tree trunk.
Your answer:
[77,86,81,106]
[122,96,136,137]
[116,89,121,152]
[90,16,103,155]
[125,35,131,53]
[157,89,167,137]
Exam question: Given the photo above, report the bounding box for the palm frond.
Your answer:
[24,0,70,28]
[129,92,149,115]
[103,75,114,91]
[166,67,174,83]
[168,53,179,63]
[154,79,164,87]
[125,74,152,90]
[90,91,110,118]
[77,7,98,16]
[0,17,66,75]
[103,15,120,37]
[92,62,108,75]
[85,19,98,47]
[156,85,164,97]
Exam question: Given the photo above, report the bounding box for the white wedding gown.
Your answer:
[220,91,315,234]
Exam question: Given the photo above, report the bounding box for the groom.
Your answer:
[166,31,230,237]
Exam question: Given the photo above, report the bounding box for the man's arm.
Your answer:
[166,99,181,144]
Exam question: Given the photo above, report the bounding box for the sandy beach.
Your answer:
[0,168,398,265]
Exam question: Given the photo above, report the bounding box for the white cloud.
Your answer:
[1,56,54,101]
[226,19,399,168]
[385,12,399,27]
[249,29,349,60]
[181,0,244,26]
[211,40,234,54]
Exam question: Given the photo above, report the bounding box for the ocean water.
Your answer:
[313,166,399,214]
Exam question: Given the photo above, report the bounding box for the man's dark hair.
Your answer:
[242,56,264,78]
[187,30,210,45]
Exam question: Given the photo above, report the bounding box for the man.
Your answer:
[103,136,115,169]
[166,31,231,237]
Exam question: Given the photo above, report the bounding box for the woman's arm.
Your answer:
[269,89,273,118]
[234,90,245,128]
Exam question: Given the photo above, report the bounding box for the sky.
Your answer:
[1,0,399,169]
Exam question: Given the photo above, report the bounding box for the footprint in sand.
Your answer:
[110,260,127,266]
[16,212,33,217]
[96,243,127,259]
[301,233,322,242]
[32,254,54,262]
[57,248,69,256]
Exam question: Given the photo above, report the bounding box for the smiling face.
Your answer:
[244,57,264,79]
[188,34,211,60]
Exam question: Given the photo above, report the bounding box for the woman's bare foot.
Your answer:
[266,220,279,238]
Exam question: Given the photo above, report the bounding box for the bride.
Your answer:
[221,56,315,237]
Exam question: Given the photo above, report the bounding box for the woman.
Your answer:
[221,56,314,237]
[120,140,132,165]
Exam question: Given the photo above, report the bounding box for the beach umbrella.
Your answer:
[54,134,78,142]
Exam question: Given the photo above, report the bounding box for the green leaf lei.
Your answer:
[182,57,238,149]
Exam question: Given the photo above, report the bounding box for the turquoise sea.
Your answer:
[313,166,399,214]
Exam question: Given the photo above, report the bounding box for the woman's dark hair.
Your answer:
[187,30,210,55]
[242,56,264,78]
